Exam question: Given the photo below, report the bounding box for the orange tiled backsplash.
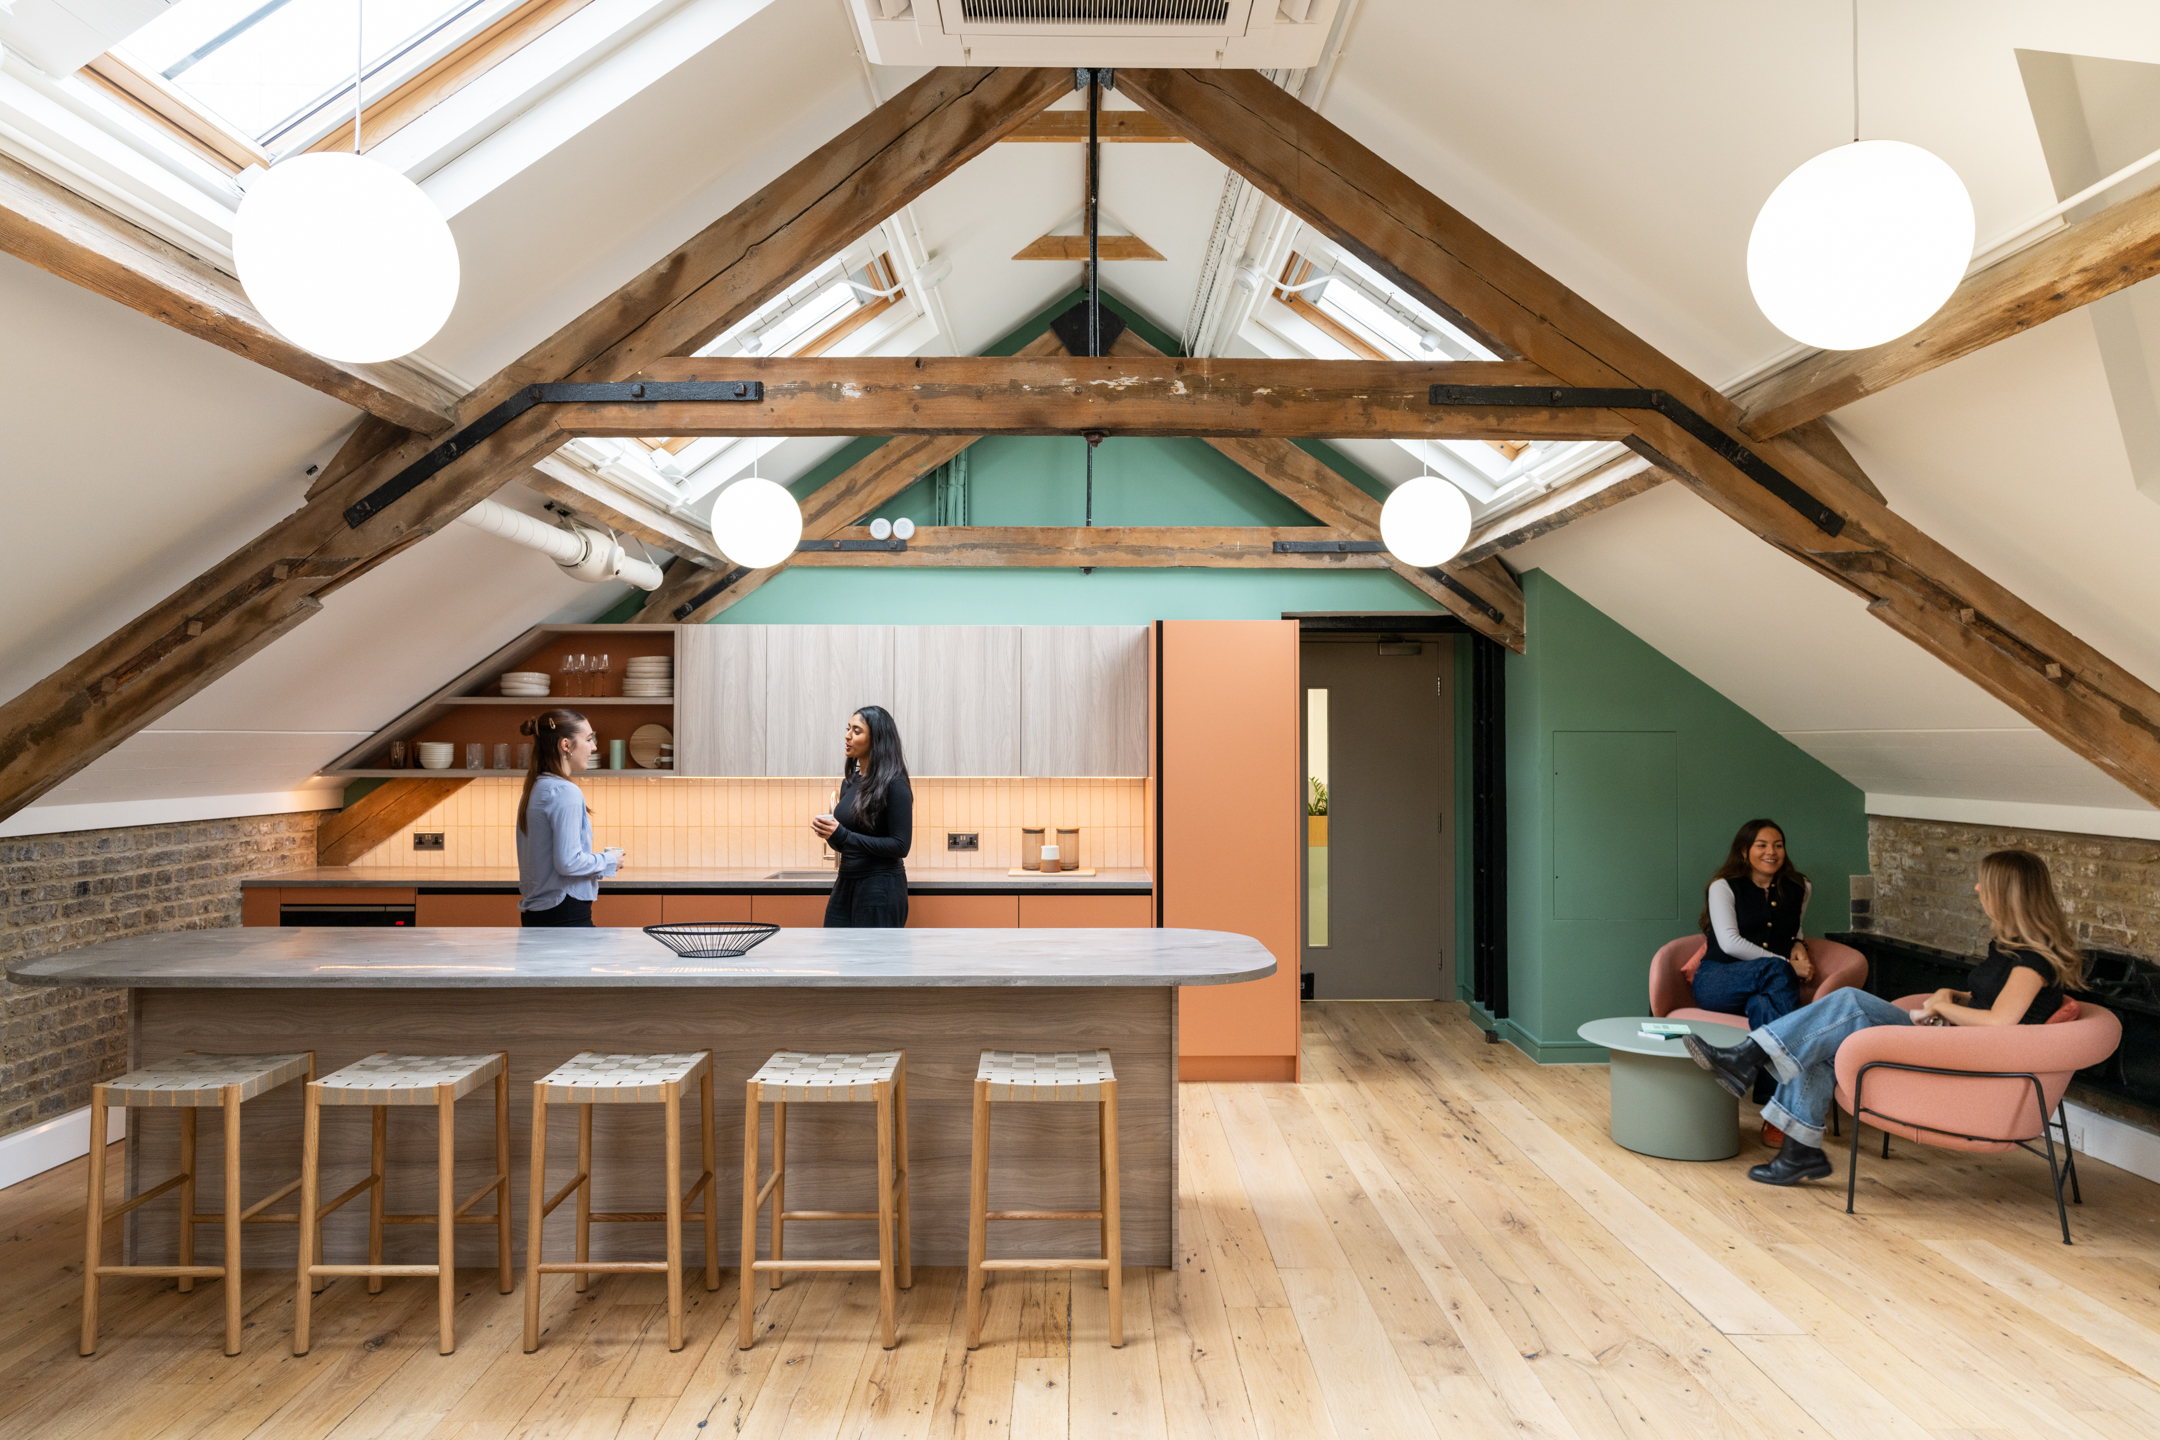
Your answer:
[349,777,1148,872]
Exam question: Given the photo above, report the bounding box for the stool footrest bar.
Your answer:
[96,1264,225,1278]
[751,1259,881,1273]
[536,1261,671,1274]
[587,1211,714,1224]
[979,1259,1113,1271]
[778,1209,877,1221]
[381,1213,507,1226]
[988,1209,1102,1221]
[308,1264,442,1277]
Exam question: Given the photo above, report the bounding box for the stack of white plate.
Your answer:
[417,743,456,771]
[624,655,673,699]
[501,671,550,697]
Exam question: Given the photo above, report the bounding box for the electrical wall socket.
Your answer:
[2068,1123,2087,1153]
[947,832,979,851]
[413,832,445,852]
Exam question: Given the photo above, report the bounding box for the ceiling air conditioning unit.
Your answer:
[846,0,1344,69]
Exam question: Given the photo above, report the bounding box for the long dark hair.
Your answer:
[517,708,588,834]
[845,704,909,829]
[1698,817,1808,931]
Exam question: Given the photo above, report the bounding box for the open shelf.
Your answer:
[437,697,675,705]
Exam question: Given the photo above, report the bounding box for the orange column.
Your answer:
[1160,620,1301,1082]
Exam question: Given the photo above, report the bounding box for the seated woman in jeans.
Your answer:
[1693,819,1815,1030]
[1687,848,2085,1185]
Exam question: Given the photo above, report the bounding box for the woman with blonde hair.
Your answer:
[1684,848,2083,1186]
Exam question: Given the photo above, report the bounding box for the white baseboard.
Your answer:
[2062,1100,2160,1186]
[0,1106,127,1191]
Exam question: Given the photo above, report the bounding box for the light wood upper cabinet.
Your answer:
[764,625,895,776]
[896,626,1021,775]
[1020,626,1148,776]
[675,625,766,776]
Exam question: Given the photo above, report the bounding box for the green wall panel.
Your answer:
[1500,571,1866,1062]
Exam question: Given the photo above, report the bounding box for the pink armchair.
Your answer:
[1648,935,1869,1026]
[1834,998,2123,1242]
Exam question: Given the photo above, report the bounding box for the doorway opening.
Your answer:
[1294,615,1465,1000]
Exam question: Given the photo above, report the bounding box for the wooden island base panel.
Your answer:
[8,927,1271,1271]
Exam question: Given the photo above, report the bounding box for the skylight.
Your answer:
[115,0,521,152]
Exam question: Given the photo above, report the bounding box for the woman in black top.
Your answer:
[812,705,913,928]
[1685,848,2085,1186]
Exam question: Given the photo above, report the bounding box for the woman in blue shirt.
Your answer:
[515,708,622,927]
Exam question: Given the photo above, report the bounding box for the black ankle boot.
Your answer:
[1747,1134,1833,1186]
[1682,1032,1767,1099]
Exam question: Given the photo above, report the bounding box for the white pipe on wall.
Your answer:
[456,499,666,590]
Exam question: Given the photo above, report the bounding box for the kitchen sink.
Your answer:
[765,870,839,879]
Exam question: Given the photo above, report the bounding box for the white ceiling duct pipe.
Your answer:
[456,499,666,590]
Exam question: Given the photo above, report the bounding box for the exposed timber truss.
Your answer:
[7,65,2160,821]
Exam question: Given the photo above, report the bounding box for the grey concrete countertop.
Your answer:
[241,866,1154,894]
[6,926,1271,989]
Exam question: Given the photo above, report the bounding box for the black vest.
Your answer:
[1708,877,1802,962]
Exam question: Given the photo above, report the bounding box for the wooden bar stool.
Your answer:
[739,1051,911,1350]
[294,1052,510,1356]
[524,1051,718,1353]
[80,1050,314,1357]
[966,1049,1121,1349]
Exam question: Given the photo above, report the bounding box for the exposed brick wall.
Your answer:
[0,812,320,1138]
[1867,814,2160,963]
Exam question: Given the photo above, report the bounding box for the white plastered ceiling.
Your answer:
[8,0,2160,836]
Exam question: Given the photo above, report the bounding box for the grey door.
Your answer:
[1300,637,1455,999]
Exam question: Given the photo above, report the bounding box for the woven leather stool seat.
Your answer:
[748,1051,901,1102]
[102,1052,311,1107]
[976,1050,1115,1101]
[312,1053,505,1105]
[539,1051,711,1104]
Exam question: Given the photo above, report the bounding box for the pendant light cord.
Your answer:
[355,0,364,153]
[1851,0,1859,144]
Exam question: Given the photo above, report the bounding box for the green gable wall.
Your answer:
[1465,570,1867,1062]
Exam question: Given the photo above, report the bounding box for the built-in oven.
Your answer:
[279,904,416,927]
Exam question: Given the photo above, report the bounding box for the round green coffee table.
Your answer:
[1577,1017,1751,1161]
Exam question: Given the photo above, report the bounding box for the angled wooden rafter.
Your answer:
[1736,180,2160,440]
[0,65,1072,821]
[0,152,458,433]
[1116,66,2160,807]
[316,776,474,865]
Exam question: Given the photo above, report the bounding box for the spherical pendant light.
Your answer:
[710,476,803,569]
[1747,140,1973,351]
[234,152,460,364]
[1379,475,1472,568]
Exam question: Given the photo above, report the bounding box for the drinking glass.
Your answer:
[493,743,511,770]
[465,742,485,771]
[559,652,581,697]
[593,653,611,698]
[516,743,532,770]
[388,740,408,770]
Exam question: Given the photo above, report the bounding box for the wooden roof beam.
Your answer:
[1736,181,2160,440]
[1117,66,2160,808]
[0,66,1069,821]
[0,152,459,434]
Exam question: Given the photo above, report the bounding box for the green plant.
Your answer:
[1307,777,1329,816]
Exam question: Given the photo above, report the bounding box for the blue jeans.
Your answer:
[1691,953,1802,1030]
[1752,988,1915,1147]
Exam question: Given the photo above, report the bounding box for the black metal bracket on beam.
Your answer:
[1273,539,1385,554]
[672,565,752,622]
[1424,568,1507,625]
[797,538,907,553]
[1430,384,1844,538]
[345,380,764,529]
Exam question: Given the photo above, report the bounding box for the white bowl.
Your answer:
[417,753,452,770]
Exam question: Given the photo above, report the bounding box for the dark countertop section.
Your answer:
[5,926,1270,990]
[242,866,1154,895]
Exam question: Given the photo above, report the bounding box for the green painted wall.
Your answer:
[1481,570,1867,1062]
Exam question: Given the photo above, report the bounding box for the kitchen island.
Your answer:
[8,926,1270,1270]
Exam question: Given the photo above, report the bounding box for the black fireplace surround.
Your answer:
[1830,931,2160,1123]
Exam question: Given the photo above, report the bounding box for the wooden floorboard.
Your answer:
[3,1000,2156,1438]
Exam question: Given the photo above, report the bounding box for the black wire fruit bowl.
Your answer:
[642,922,780,958]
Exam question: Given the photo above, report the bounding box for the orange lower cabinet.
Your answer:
[415,893,523,926]
[1017,894,1153,928]
[594,894,664,927]
[751,894,831,928]
[661,894,754,923]
[908,894,1020,928]
[241,890,280,927]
